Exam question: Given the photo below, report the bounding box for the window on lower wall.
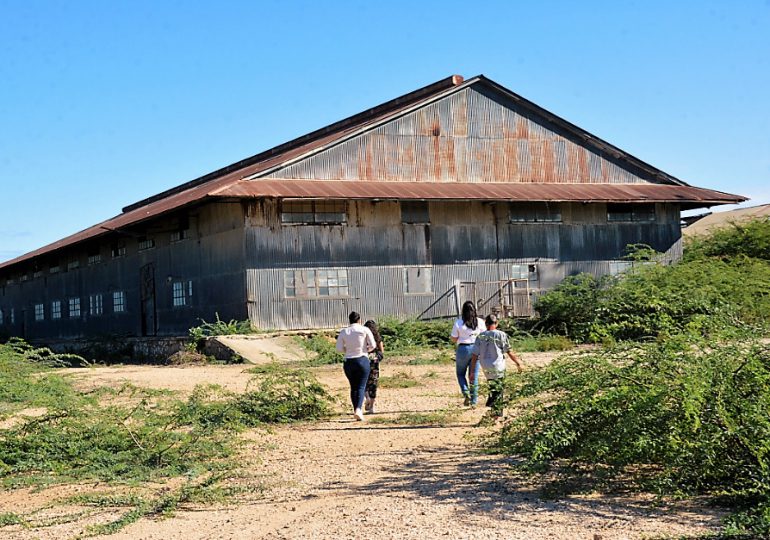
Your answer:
[113,291,126,312]
[0,309,4,325]
[511,264,539,287]
[51,300,61,320]
[172,281,193,307]
[607,203,656,222]
[34,303,44,321]
[609,261,634,275]
[69,298,81,318]
[509,203,562,223]
[401,201,430,224]
[10,308,14,324]
[403,266,432,294]
[281,200,346,224]
[89,294,103,316]
[284,269,349,298]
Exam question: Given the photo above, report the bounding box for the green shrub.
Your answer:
[685,218,770,261]
[378,318,453,354]
[0,340,332,534]
[493,337,770,535]
[188,313,256,351]
[295,333,343,365]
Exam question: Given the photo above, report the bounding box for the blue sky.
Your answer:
[1,0,769,262]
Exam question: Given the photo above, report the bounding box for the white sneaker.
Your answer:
[354,408,365,421]
[368,399,376,414]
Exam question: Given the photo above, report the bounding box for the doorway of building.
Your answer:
[140,263,157,336]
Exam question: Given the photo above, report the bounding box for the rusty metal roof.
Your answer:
[215,179,744,206]
[0,74,748,271]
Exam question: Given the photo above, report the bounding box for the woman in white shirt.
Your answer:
[336,311,376,421]
[450,301,485,406]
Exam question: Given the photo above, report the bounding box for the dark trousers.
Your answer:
[343,356,371,410]
[486,377,505,414]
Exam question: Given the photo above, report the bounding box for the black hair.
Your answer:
[461,301,478,330]
[349,311,361,324]
[485,313,498,328]
[364,320,382,345]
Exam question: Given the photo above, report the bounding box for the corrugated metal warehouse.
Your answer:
[0,74,746,340]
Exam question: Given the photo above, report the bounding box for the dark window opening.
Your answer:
[509,203,562,223]
[607,203,656,222]
[401,201,430,224]
[281,200,346,224]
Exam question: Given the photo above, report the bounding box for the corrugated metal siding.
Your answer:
[269,87,651,185]
[245,258,660,330]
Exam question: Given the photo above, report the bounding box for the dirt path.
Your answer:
[5,352,723,539]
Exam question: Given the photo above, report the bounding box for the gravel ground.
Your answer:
[3,349,724,539]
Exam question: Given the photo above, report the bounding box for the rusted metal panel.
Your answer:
[215,179,745,206]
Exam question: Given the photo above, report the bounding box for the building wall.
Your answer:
[244,199,682,329]
[0,202,247,340]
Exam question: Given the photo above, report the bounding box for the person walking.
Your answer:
[450,301,485,406]
[470,314,523,416]
[363,320,384,414]
[336,311,376,421]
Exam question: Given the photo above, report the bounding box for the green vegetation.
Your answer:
[494,219,770,537]
[294,333,344,365]
[0,340,332,536]
[408,350,455,365]
[379,371,420,389]
[368,409,460,426]
[534,226,770,343]
[378,317,452,355]
[188,313,257,351]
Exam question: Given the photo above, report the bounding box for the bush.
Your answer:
[685,218,770,261]
[378,318,453,354]
[295,333,343,365]
[493,337,770,535]
[188,314,256,351]
[0,340,332,533]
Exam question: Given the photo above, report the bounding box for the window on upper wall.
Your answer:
[281,200,346,224]
[67,260,80,271]
[51,300,62,320]
[113,291,126,313]
[34,303,44,321]
[284,269,349,298]
[89,294,103,316]
[88,253,101,265]
[172,281,193,307]
[170,229,189,242]
[401,201,430,224]
[138,237,155,251]
[111,242,127,258]
[403,266,432,294]
[509,203,562,223]
[69,297,81,318]
[33,270,43,279]
[49,264,60,274]
[607,203,656,222]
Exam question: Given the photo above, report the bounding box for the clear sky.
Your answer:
[1,0,768,263]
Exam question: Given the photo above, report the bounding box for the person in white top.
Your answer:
[450,301,485,406]
[336,311,377,421]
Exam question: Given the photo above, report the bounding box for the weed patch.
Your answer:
[0,340,332,536]
[368,409,460,426]
[378,371,420,389]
